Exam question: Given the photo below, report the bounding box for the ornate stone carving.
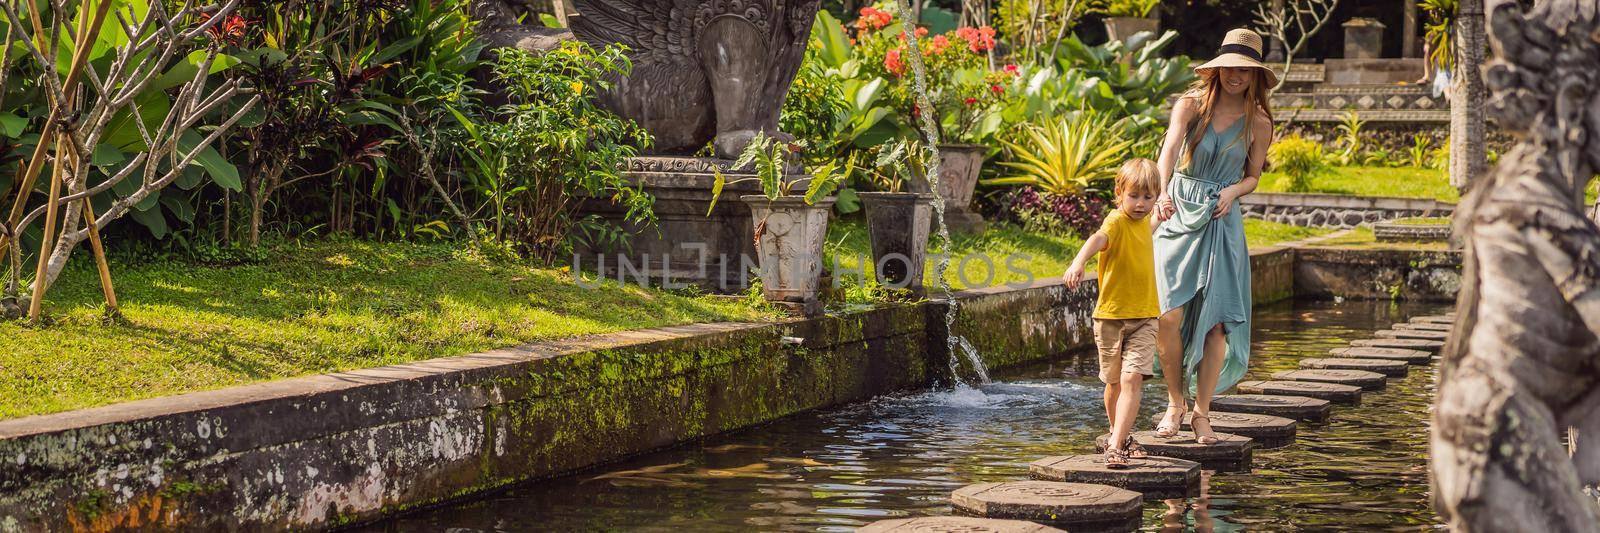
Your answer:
[1431,1,1600,530]
[568,0,822,157]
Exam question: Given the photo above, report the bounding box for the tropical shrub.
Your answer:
[708,132,845,212]
[1268,134,1327,193]
[1000,186,1112,238]
[453,43,652,262]
[984,110,1136,195]
[1330,110,1366,166]
[1408,133,1434,168]
[1421,0,1457,70]
[1094,0,1160,17]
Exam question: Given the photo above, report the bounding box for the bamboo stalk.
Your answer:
[0,0,113,260]
[26,137,65,320]
[80,196,116,311]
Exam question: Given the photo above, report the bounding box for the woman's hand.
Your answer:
[1156,194,1175,221]
[1213,188,1239,219]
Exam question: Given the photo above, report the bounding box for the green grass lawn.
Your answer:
[1244,218,1335,248]
[0,240,773,419]
[1259,166,1458,202]
[1308,226,1450,250]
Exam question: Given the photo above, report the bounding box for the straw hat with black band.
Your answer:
[1195,29,1279,88]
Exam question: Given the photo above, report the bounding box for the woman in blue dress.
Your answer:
[1150,29,1276,445]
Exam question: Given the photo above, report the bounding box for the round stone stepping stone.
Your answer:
[1329,346,1433,364]
[1211,394,1333,422]
[1299,357,1409,377]
[1030,454,1201,499]
[1148,411,1298,448]
[1272,368,1387,391]
[1351,337,1444,352]
[1237,380,1362,404]
[1094,431,1254,472]
[1412,315,1454,324]
[1374,328,1450,340]
[1395,322,1452,332]
[859,516,1066,532]
[951,481,1142,531]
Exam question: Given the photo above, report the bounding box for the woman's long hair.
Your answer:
[1177,68,1275,169]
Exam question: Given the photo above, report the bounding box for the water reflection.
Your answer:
[366,299,1445,532]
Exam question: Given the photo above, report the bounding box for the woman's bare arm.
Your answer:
[1156,97,1198,220]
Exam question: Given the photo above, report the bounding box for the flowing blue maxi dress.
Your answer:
[1155,117,1253,397]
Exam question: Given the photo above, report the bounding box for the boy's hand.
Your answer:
[1062,264,1086,289]
[1155,194,1175,221]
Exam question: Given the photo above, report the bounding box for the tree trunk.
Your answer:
[1448,0,1487,191]
[1431,1,1600,530]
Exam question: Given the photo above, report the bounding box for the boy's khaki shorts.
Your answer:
[1093,317,1157,384]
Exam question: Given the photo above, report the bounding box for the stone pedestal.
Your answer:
[1211,394,1332,422]
[910,144,988,234]
[1094,431,1254,472]
[1273,369,1388,391]
[1328,346,1434,364]
[574,157,800,293]
[1237,380,1363,405]
[859,517,1064,532]
[1374,328,1450,340]
[1030,455,1201,499]
[1299,357,1410,377]
[1411,314,1454,324]
[1103,16,1159,44]
[1351,337,1445,352]
[951,481,1143,531]
[1396,322,1452,332]
[1343,18,1385,59]
[1149,412,1298,449]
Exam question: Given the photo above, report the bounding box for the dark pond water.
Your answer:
[368,299,1448,532]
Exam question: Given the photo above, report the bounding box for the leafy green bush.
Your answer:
[1330,110,1366,166]
[1094,0,1160,17]
[1267,134,1327,193]
[985,110,1135,195]
[452,42,652,263]
[1408,133,1434,168]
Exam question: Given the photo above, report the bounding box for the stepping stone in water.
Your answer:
[1237,380,1362,405]
[859,516,1066,532]
[1030,455,1201,499]
[1147,411,1298,449]
[1299,357,1409,378]
[1272,368,1387,391]
[1412,315,1454,324]
[1374,329,1450,341]
[1094,431,1254,472]
[1351,337,1445,353]
[1329,346,1433,364]
[1212,394,1333,422]
[951,481,1142,532]
[1395,322,1452,332]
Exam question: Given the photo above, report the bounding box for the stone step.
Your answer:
[1029,455,1201,499]
[1351,337,1445,353]
[1237,380,1363,405]
[1411,315,1455,324]
[1272,369,1388,391]
[1328,346,1433,364]
[1299,357,1410,377]
[1374,328,1450,341]
[1212,394,1333,422]
[1395,322,1452,332]
[1148,411,1298,448]
[1272,108,1449,123]
[951,481,1142,532]
[864,515,1062,531]
[1095,431,1254,472]
[859,516,1066,532]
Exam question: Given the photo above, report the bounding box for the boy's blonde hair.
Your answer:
[1113,158,1161,201]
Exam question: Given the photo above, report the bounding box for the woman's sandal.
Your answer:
[1156,403,1187,438]
[1104,447,1132,469]
[1191,413,1220,445]
[1123,435,1149,459]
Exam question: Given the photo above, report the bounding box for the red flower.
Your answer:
[916,27,929,38]
[964,97,978,106]
[884,47,905,75]
[929,34,951,54]
[1004,64,1019,75]
[990,84,1004,93]
[200,13,248,46]
[955,25,997,52]
[854,7,893,31]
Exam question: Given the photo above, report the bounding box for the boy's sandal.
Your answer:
[1123,435,1150,459]
[1155,404,1187,438]
[1104,447,1131,469]
[1191,414,1220,445]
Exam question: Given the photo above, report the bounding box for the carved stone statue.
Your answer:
[1430,0,1600,530]
[472,0,823,158]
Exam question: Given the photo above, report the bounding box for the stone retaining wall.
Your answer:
[0,247,1344,532]
[1294,247,1462,301]
[1242,192,1455,228]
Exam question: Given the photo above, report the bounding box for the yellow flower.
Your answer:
[570,81,584,94]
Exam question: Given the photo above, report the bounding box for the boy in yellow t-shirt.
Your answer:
[1062,158,1161,469]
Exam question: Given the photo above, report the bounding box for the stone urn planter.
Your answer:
[857,192,935,292]
[1104,16,1159,44]
[741,195,835,312]
[908,143,987,233]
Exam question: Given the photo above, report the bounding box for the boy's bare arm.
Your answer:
[1062,231,1110,289]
